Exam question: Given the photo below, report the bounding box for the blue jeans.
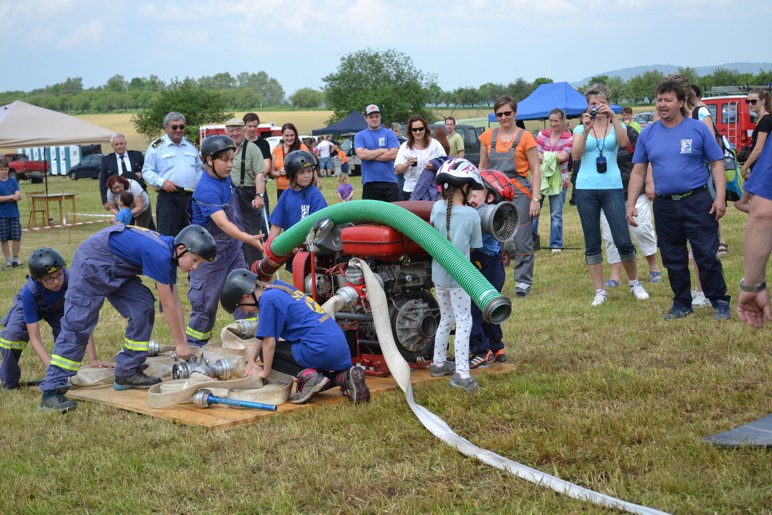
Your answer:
[531,187,566,248]
[575,188,635,265]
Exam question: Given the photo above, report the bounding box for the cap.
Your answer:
[365,104,380,115]
[225,117,245,127]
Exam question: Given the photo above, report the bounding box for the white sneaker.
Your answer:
[551,249,562,255]
[691,289,711,308]
[630,281,650,300]
[592,290,607,306]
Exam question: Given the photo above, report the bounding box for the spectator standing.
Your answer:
[478,96,541,298]
[394,115,446,200]
[99,133,147,209]
[141,112,203,236]
[317,136,334,177]
[534,108,573,253]
[741,88,772,180]
[355,105,400,202]
[572,84,648,307]
[226,117,267,268]
[104,175,153,228]
[0,159,22,268]
[337,173,354,202]
[627,75,729,320]
[271,123,309,203]
[621,107,641,133]
[736,137,772,327]
[391,122,407,193]
[243,112,272,237]
[445,117,465,158]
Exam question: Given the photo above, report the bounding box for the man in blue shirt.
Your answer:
[354,104,400,202]
[141,112,203,236]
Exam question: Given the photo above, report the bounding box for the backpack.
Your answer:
[692,107,743,201]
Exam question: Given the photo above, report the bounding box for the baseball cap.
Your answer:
[225,117,245,127]
[365,104,380,115]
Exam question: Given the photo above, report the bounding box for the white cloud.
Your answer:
[59,20,104,48]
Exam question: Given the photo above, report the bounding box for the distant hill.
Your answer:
[573,62,772,86]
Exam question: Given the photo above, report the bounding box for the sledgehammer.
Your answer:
[192,389,277,411]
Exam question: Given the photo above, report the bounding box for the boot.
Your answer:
[39,390,77,412]
[113,371,162,390]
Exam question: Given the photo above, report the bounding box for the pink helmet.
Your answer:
[435,158,484,190]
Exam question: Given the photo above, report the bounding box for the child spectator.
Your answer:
[337,173,354,202]
[186,136,265,349]
[336,145,350,175]
[1,247,111,390]
[115,190,134,225]
[428,158,483,394]
[267,150,327,273]
[0,159,22,268]
[38,224,217,412]
[467,170,515,368]
[221,269,370,404]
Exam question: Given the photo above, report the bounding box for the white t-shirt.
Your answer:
[317,140,333,159]
[394,139,447,192]
[106,178,150,214]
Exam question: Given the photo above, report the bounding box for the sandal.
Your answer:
[604,279,621,288]
[718,242,729,255]
[649,271,663,283]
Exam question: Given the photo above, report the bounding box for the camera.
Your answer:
[596,155,607,173]
[590,106,598,119]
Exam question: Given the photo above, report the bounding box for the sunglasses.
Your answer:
[747,99,758,105]
[169,124,186,130]
[495,110,514,118]
[411,127,426,133]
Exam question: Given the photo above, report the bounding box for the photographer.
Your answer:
[572,83,649,307]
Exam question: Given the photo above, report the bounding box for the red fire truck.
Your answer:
[198,123,281,143]
[702,90,759,161]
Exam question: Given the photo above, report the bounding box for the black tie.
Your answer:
[119,155,128,175]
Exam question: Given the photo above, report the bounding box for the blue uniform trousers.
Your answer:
[468,250,505,355]
[1,302,62,388]
[653,188,729,308]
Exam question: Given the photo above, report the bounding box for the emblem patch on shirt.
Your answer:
[378,137,386,147]
[680,139,693,154]
[300,204,310,219]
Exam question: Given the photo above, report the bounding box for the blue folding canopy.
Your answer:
[487,82,621,122]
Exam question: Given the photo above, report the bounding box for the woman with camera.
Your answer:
[572,83,648,306]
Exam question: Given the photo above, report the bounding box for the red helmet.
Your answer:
[479,170,515,203]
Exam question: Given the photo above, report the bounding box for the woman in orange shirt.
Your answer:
[271,123,308,202]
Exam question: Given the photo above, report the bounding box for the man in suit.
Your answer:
[99,133,146,208]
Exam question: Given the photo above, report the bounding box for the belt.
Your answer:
[655,184,707,201]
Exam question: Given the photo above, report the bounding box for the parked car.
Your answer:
[429,123,484,166]
[0,153,48,182]
[632,111,655,129]
[67,154,104,180]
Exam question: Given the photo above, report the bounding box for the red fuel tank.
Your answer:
[341,224,429,261]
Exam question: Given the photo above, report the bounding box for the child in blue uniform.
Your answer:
[38,224,217,412]
[186,135,264,348]
[467,170,515,367]
[1,247,110,389]
[428,158,483,394]
[221,269,370,405]
[267,150,326,272]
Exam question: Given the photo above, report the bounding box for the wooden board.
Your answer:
[67,363,514,430]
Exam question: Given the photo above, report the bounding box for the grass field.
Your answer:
[0,174,769,513]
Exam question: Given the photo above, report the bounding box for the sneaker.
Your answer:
[551,249,562,255]
[469,350,493,369]
[113,371,162,390]
[691,289,711,308]
[429,361,455,377]
[493,349,508,363]
[12,259,22,268]
[39,390,77,412]
[515,291,529,298]
[649,271,663,283]
[450,373,479,394]
[714,300,731,320]
[5,261,11,268]
[340,366,369,404]
[290,369,330,404]
[592,290,607,306]
[630,281,650,300]
[663,305,694,320]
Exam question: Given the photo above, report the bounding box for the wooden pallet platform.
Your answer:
[66,363,514,430]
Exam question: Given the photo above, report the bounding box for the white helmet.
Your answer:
[435,158,484,190]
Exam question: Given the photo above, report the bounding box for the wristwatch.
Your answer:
[256,193,264,198]
[740,278,767,292]
[531,197,541,203]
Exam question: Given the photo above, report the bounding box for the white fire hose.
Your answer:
[337,258,667,515]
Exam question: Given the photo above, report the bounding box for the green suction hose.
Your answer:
[268,200,511,324]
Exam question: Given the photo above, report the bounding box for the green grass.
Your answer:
[0,175,769,513]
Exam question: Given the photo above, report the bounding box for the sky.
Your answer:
[2,0,769,96]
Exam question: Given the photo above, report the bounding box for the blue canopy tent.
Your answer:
[487,82,622,123]
[312,110,367,135]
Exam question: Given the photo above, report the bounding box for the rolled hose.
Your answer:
[261,200,511,324]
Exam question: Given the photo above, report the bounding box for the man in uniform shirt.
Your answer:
[141,112,203,236]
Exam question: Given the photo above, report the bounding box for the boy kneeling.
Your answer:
[221,269,369,405]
